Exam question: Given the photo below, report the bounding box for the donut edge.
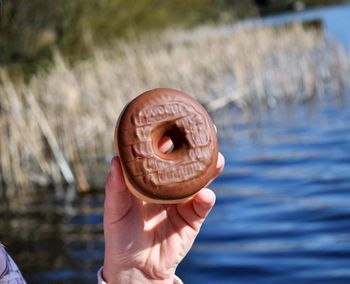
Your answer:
[114,98,197,204]
[114,88,218,204]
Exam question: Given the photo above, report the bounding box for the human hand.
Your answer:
[103,150,224,283]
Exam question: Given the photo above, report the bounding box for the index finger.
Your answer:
[206,152,225,187]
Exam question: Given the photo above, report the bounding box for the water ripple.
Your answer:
[178,95,350,283]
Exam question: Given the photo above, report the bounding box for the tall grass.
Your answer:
[0,22,349,195]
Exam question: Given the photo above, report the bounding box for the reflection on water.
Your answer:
[0,192,104,283]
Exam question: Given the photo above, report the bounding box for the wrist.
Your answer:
[102,267,176,284]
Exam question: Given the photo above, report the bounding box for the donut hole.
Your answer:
[153,124,189,157]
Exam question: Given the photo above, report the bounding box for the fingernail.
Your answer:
[201,188,215,206]
[110,155,118,164]
[217,152,225,169]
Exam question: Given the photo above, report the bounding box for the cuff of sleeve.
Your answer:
[173,274,184,284]
[97,267,183,284]
[97,267,107,284]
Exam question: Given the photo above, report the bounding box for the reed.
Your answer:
[0,22,349,194]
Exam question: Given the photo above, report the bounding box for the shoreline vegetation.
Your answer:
[0,20,349,198]
[1,1,349,77]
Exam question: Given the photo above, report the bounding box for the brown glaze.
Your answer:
[114,88,218,203]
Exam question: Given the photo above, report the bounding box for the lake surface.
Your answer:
[1,4,350,284]
[178,94,350,284]
[259,3,350,50]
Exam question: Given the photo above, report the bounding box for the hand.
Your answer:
[103,152,225,284]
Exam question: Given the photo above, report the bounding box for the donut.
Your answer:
[114,88,218,204]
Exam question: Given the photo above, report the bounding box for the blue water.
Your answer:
[11,91,348,284]
[1,4,350,284]
[258,3,350,50]
[177,96,350,283]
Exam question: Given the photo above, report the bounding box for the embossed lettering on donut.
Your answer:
[115,88,218,203]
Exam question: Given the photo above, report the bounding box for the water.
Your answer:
[1,95,348,284]
[178,95,350,284]
[1,4,350,284]
[259,3,350,50]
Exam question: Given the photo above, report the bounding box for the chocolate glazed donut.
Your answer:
[114,88,218,204]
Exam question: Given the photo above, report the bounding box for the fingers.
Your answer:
[215,152,225,176]
[104,156,133,224]
[176,188,216,232]
[205,152,225,188]
[158,136,174,154]
[192,188,216,219]
[213,124,225,177]
[175,146,222,231]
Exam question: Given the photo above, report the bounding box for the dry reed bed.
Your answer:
[0,22,349,194]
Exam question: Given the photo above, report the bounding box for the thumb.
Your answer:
[104,156,133,224]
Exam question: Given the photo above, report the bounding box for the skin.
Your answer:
[103,138,225,284]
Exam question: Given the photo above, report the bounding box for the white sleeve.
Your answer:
[173,275,184,284]
[97,267,107,284]
[0,245,27,283]
[97,267,184,284]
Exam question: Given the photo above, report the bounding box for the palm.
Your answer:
[103,155,223,283]
[105,199,203,280]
